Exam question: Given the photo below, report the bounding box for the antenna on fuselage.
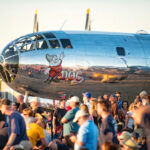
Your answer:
[60,19,67,30]
[33,9,39,32]
[85,8,91,31]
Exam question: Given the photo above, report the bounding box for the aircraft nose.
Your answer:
[0,54,19,83]
[0,55,8,82]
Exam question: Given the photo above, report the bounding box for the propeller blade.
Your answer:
[33,9,39,33]
[85,8,91,31]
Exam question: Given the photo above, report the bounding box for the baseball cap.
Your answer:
[30,97,40,103]
[121,138,140,149]
[35,113,48,125]
[82,92,91,98]
[73,110,89,122]
[118,131,131,141]
[139,90,148,98]
[68,96,80,103]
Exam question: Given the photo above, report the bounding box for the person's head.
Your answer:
[90,98,97,111]
[109,94,118,103]
[122,101,129,110]
[136,100,142,108]
[80,104,89,114]
[73,110,89,126]
[103,94,109,101]
[30,97,40,109]
[115,91,121,101]
[36,118,47,129]
[23,108,33,117]
[17,95,24,104]
[59,99,66,108]
[98,96,104,102]
[68,96,80,108]
[61,94,66,100]
[62,135,74,148]
[101,142,120,150]
[82,92,91,103]
[139,90,148,99]
[97,100,110,116]
[0,98,12,115]
[11,102,18,111]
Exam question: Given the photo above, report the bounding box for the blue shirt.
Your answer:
[74,120,99,150]
[118,99,123,109]
[63,107,80,136]
[86,101,90,110]
[8,111,28,145]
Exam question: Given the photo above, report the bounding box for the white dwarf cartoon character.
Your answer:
[44,52,64,83]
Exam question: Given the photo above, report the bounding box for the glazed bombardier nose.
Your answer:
[0,55,19,83]
[0,55,8,82]
[0,44,19,83]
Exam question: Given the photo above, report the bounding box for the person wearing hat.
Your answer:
[121,138,140,150]
[71,110,98,150]
[118,131,132,143]
[82,92,92,110]
[0,98,28,150]
[139,90,148,99]
[61,96,80,137]
[30,97,44,117]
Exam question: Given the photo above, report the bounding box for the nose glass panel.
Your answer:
[0,44,19,83]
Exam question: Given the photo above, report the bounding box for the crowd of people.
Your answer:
[0,90,150,150]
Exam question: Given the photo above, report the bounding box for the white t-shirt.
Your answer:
[126,111,134,129]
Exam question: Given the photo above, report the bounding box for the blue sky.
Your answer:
[0,0,150,50]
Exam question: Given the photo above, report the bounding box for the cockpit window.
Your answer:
[16,38,35,53]
[30,34,44,41]
[30,34,49,50]
[43,33,56,38]
[36,40,48,50]
[116,47,126,56]
[60,39,73,49]
[49,40,60,49]
[2,45,18,58]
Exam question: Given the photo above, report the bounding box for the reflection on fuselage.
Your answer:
[1,30,150,101]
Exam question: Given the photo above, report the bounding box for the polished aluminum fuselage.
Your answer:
[1,31,150,100]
